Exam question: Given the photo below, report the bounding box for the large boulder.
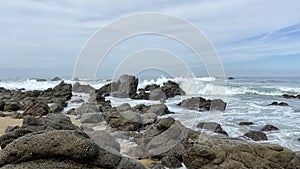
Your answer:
[178,97,227,112]
[183,132,300,169]
[106,109,142,131]
[3,100,21,112]
[160,81,185,99]
[0,130,99,167]
[23,101,50,116]
[0,100,5,111]
[146,104,173,116]
[112,75,138,98]
[73,82,95,94]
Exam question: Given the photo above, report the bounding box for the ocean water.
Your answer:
[1,76,300,152]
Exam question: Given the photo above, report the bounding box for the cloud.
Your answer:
[0,0,299,75]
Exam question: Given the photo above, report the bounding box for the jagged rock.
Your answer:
[130,89,150,100]
[106,109,142,131]
[24,101,50,116]
[161,155,182,168]
[160,81,185,99]
[145,84,160,91]
[50,103,64,113]
[73,82,95,94]
[239,122,255,126]
[183,132,300,169]
[148,163,165,169]
[260,124,279,132]
[197,122,229,136]
[178,97,226,112]
[112,75,138,98]
[244,131,268,141]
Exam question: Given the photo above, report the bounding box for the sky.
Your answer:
[0,0,300,79]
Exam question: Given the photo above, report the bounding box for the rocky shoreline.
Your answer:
[0,74,300,168]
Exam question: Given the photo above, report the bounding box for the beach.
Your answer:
[0,76,299,168]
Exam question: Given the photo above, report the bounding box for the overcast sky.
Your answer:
[0,0,299,78]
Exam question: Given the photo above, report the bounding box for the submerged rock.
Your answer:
[244,131,268,141]
[239,122,255,126]
[260,124,279,132]
[268,101,289,106]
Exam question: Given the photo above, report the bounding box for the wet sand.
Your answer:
[0,113,23,135]
[0,113,81,136]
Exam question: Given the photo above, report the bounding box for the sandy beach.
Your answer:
[0,113,81,136]
[0,113,22,135]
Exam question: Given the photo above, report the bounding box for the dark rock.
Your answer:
[282,94,297,99]
[148,163,165,169]
[116,157,146,169]
[145,84,160,91]
[130,89,150,100]
[36,79,47,82]
[197,122,229,136]
[178,97,226,112]
[228,77,235,80]
[260,124,279,132]
[106,109,142,131]
[133,104,150,113]
[112,74,139,98]
[0,112,6,117]
[80,113,104,123]
[147,104,173,116]
[66,108,76,115]
[4,101,21,112]
[96,83,113,97]
[161,155,182,168]
[50,103,64,113]
[244,131,268,141]
[24,101,50,116]
[73,82,95,94]
[183,132,300,169]
[239,122,255,126]
[160,81,185,99]
[0,100,5,111]
[0,130,99,167]
[0,159,102,169]
[268,101,289,106]
[51,77,62,81]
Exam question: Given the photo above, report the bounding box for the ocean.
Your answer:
[0,76,300,152]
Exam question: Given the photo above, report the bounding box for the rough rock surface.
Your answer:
[73,82,95,94]
[112,74,138,98]
[244,131,268,141]
[183,132,300,169]
[178,97,227,111]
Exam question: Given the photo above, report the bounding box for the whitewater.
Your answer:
[0,76,300,152]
